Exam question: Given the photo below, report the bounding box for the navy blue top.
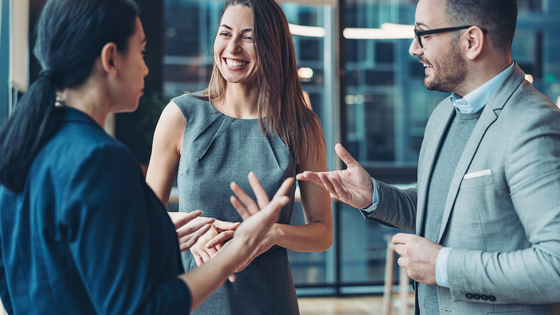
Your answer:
[0,107,191,314]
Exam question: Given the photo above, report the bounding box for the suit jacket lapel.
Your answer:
[416,101,455,235]
[436,106,497,242]
[436,63,526,243]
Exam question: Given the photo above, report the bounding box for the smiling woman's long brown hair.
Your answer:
[195,0,324,164]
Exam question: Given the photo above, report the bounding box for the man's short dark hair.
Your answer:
[446,0,518,53]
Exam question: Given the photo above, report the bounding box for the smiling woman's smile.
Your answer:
[224,58,249,68]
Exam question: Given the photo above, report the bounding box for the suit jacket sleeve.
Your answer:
[62,144,192,314]
[447,98,560,304]
[362,180,418,232]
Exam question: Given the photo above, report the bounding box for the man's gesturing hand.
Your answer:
[296,143,373,209]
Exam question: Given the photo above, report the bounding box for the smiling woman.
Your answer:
[146,0,333,314]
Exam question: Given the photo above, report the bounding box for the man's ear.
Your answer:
[464,27,485,60]
[100,42,119,76]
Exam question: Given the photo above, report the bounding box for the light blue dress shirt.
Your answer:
[361,62,515,287]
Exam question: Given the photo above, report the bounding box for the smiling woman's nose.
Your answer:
[228,39,243,54]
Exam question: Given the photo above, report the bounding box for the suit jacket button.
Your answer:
[481,294,488,300]
[473,294,481,300]
[489,295,496,302]
[466,293,473,299]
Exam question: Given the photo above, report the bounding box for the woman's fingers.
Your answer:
[230,195,250,221]
[178,223,213,252]
[172,210,202,230]
[193,254,203,267]
[272,177,295,200]
[230,175,295,220]
[247,172,269,209]
[198,248,212,263]
[255,195,290,229]
[230,182,259,216]
[176,217,214,239]
[206,230,235,249]
[213,220,240,232]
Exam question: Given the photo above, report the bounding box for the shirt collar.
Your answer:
[450,62,515,114]
[62,106,103,129]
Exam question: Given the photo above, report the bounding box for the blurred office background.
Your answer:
[1,0,560,301]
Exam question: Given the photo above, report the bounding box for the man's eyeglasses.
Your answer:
[414,26,487,48]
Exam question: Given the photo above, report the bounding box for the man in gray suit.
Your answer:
[297,0,560,314]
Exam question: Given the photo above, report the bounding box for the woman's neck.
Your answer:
[217,83,259,119]
[57,80,110,127]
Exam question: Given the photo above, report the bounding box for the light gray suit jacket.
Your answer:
[366,63,560,314]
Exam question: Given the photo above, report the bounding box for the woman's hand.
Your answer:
[168,210,215,252]
[204,220,241,283]
[189,226,220,266]
[205,220,240,250]
[228,173,293,270]
[233,224,280,273]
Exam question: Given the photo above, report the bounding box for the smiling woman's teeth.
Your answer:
[226,59,248,67]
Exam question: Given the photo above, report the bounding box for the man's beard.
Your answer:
[422,40,467,93]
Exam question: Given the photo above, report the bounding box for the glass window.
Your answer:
[518,0,542,12]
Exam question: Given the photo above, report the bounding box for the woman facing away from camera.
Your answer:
[0,0,293,314]
[146,0,333,314]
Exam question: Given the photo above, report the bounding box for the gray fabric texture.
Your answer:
[419,108,482,314]
[173,94,299,315]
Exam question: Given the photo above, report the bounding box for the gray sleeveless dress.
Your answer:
[173,94,299,315]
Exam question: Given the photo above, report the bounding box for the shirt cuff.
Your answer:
[436,247,452,288]
[360,178,379,214]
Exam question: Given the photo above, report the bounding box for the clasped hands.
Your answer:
[173,172,290,282]
[296,143,442,285]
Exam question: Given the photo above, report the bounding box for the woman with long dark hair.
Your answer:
[0,0,291,314]
[146,0,333,313]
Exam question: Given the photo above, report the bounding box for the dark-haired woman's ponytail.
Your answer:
[0,72,63,193]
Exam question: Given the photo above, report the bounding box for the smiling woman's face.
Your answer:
[214,5,258,85]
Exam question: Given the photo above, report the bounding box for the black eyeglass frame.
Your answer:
[414,25,488,48]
